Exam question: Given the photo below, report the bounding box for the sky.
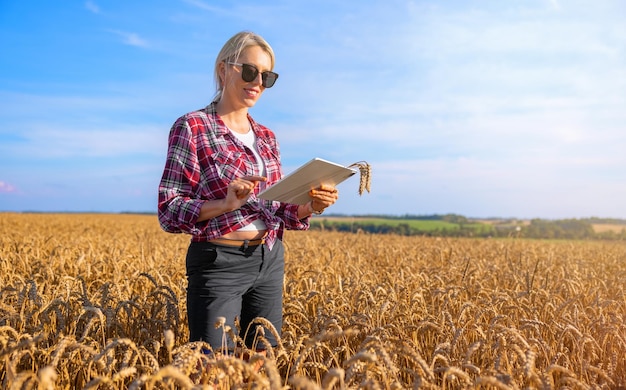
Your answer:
[1,0,625,219]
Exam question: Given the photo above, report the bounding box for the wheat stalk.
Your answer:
[2,214,626,388]
[348,161,371,195]
[475,376,515,390]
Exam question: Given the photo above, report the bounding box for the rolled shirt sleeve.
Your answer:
[158,119,206,235]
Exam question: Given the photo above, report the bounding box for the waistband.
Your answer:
[207,237,265,248]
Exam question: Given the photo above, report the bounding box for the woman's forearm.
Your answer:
[196,199,232,222]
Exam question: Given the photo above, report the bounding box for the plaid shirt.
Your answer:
[158,103,309,249]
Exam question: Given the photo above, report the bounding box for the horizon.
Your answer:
[2,210,625,223]
[1,1,625,219]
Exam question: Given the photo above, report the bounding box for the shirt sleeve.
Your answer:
[275,202,310,231]
[157,118,206,235]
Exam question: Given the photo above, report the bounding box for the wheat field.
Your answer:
[1,213,624,389]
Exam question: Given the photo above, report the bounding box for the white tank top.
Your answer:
[229,127,267,231]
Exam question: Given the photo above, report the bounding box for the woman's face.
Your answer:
[220,45,273,110]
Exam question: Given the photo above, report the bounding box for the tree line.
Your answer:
[310,214,626,240]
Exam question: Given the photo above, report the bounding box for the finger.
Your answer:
[312,185,338,193]
[240,175,267,183]
[313,195,337,204]
[310,189,339,199]
[312,194,336,205]
[317,184,337,192]
[235,188,252,199]
[230,183,248,199]
[230,182,248,191]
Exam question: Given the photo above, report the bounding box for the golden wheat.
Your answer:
[348,161,371,196]
[0,213,625,388]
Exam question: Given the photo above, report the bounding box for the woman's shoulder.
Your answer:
[170,104,222,134]
[178,104,218,123]
[248,116,276,139]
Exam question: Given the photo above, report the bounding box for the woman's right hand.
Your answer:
[224,175,267,211]
[196,175,266,222]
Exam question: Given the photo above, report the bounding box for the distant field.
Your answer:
[312,216,493,233]
[592,223,626,233]
[318,217,626,235]
[317,217,446,229]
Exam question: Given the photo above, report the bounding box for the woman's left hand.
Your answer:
[309,184,339,213]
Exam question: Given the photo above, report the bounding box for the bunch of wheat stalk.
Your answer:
[348,161,371,196]
[1,213,624,389]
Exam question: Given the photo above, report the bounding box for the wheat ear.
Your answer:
[348,161,371,195]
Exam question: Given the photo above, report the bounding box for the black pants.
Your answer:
[185,239,284,351]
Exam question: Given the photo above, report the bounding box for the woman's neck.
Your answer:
[216,100,250,134]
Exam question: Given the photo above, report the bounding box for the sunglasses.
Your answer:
[227,62,279,88]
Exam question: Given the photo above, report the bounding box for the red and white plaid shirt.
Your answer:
[158,102,309,249]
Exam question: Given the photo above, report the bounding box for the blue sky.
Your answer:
[1,0,625,219]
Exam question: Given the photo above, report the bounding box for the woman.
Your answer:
[157,31,339,353]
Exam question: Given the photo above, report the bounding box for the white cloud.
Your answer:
[181,0,227,13]
[332,154,626,218]
[0,181,17,193]
[85,1,100,14]
[1,124,164,159]
[548,0,561,11]
[107,30,150,48]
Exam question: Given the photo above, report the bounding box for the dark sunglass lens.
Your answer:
[262,72,278,88]
[241,64,258,82]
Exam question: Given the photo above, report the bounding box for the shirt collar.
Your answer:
[206,101,267,140]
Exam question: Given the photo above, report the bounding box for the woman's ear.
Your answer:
[217,62,226,86]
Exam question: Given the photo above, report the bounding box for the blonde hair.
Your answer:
[213,31,276,102]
